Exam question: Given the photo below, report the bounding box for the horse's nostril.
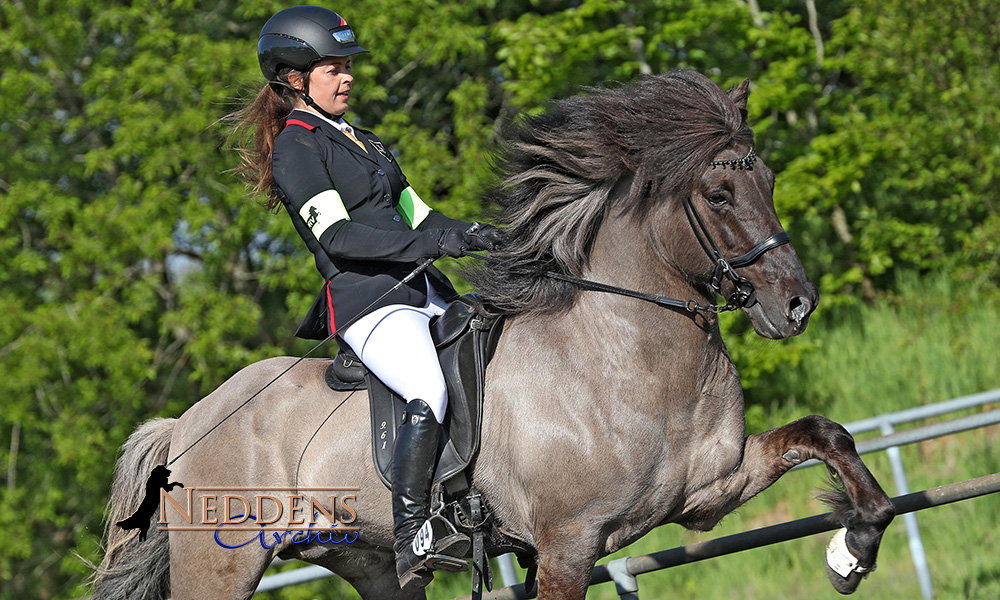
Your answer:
[788,296,811,323]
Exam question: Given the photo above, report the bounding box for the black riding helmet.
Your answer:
[258,6,368,83]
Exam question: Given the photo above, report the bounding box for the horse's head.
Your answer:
[471,70,818,336]
[665,79,818,339]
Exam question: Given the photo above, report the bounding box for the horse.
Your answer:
[92,70,894,600]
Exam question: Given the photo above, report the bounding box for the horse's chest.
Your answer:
[687,356,746,471]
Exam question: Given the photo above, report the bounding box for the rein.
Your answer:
[469,197,790,316]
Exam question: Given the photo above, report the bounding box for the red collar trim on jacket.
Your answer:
[285,118,316,131]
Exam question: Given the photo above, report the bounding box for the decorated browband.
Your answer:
[710,148,756,170]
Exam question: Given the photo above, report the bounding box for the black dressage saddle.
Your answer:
[324,294,503,489]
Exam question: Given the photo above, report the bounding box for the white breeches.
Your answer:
[340,277,450,423]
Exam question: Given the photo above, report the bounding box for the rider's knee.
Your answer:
[413,385,448,424]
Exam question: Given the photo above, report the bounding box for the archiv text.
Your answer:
[157,487,360,549]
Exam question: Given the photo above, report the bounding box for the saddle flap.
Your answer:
[369,295,502,489]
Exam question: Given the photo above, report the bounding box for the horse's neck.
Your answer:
[487,206,739,420]
[576,209,734,401]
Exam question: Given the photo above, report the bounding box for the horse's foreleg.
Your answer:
[694,415,895,594]
[533,522,604,600]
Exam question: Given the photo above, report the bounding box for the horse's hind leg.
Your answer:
[168,531,272,600]
[309,549,427,600]
[688,415,895,594]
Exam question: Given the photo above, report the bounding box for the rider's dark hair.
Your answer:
[226,69,305,212]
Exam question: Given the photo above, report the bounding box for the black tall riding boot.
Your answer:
[392,399,468,590]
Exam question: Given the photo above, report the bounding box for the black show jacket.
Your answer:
[271,109,471,339]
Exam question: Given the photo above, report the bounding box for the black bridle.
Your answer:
[529,195,790,316]
[679,197,790,312]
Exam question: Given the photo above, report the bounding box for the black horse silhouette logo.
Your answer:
[116,464,184,542]
[307,206,320,229]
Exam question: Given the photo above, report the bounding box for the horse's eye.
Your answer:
[706,193,728,207]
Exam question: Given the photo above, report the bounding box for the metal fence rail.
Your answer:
[255,563,334,593]
[456,473,1000,600]
[843,388,1000,434]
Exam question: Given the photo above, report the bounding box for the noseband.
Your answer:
[681,197,790,312]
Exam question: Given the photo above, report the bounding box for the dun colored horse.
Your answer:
[94,70,893,600]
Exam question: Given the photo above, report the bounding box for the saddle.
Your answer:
[325,294,501,488]
[323,294,536,596]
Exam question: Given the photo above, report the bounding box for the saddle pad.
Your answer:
[369,295,502,488]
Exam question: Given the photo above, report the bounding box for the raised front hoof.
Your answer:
[824,528,873,595]
[825,559,864,595]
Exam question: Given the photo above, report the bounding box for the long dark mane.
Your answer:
[470,70,754,317]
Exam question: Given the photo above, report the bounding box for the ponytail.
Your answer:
[227,79,300,212]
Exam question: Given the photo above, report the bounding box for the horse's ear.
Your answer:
[728,78,751,120]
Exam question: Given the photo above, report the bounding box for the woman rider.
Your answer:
[232,6,503,591]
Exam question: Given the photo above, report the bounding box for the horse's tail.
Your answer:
[92,418,176,600]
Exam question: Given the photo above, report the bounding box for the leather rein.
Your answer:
[472,197,790,316]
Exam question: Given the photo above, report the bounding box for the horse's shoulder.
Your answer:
[699,351,742,400]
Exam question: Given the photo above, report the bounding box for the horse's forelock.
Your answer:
[470,70,752,317]
[608,71,753,211]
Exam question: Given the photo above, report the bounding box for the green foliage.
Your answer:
[0,1,279,597]
[1,0,997,598]
[747,273,1000,424]
[776,0,1000,299]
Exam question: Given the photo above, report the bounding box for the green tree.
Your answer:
[0,1,280,596]
[776,0,1000,301]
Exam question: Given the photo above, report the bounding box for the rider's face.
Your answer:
[294,56,354,116]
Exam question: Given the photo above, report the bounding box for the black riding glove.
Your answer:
[436,228,468,258]
[465,223,507,252]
